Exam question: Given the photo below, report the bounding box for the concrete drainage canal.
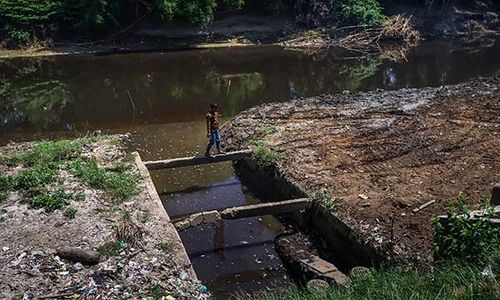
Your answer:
[144,151,378,299]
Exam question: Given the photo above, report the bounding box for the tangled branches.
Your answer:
[281,15,421,62]
[338,15,421,61]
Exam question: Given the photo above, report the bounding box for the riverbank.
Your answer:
[222,77,500,265]
[1,0,498,59]
[0,135,207,299]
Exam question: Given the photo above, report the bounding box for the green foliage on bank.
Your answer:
[0,0,245,46]
[337,0,385,26]
[0,137,140,213]
[0,0,390,46]
[67,158,140,200]
[433,194,500,263]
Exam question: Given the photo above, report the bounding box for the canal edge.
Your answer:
[133,151,198,280]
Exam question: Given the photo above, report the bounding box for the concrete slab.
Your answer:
[144,150,252,170]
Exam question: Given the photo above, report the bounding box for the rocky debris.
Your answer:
[275,233,347,286]
[56,247,100,265]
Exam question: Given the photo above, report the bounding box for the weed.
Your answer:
[314,190,339,210]
[433,194,499,263]
[260,124,278,135]
[0,174,14,191]
[15,164,58,190]
[0,153,23,166]
[248,140,285,170]
[30,189,76,213]
[67,159,140,200]
[0,192,9,203]
[138,211,150,224]
[123,209,132,220]
[64,207,77,219]
[148,284,165,299]
[157,241,173,254]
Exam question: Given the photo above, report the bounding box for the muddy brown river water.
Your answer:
[1,38,499,298]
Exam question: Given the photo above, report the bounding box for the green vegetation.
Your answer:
[260,124,278,135]
[157,241,173,254]
[148,284,166,300]
[30,189,77,212]
[248,140,285,170]
[14,164,58,190]
[67,159,140,200]
[138,210,151,224]
[237,253,499,299]
[64,207,77,219]
[337,0,385,26]
[313,190,339,210]
[0,0,245,46]
[239,193,500,299]
[433,194,499,263]
[0,137,139,215]
[0,0,394,47]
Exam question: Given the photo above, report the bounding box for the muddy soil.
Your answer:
[222,77,500,265]
[0,136,206,299]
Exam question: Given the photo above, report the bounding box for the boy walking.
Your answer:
[205,104,224,157]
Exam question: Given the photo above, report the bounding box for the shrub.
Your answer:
[433,194,500,262]
[337,0,385,26]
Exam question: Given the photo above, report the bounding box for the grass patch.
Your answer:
[67,159,140,200]
[248,140,285,170]
[30,189,77,213]
[260,124,278,135]
[236,253,500,300]
[1,137,96,167]
[64,207,77,219]
[14,163,59,190]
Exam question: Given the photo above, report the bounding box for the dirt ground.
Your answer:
[0,136,206,299]
[222,77,500,265]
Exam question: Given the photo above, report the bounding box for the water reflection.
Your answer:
[1,38,499,144]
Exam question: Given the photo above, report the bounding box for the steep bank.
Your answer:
[222,77,500,264]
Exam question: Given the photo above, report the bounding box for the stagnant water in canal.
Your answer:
[1,38,499,298]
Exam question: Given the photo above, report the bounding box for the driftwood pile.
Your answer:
[282,15,421,62]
